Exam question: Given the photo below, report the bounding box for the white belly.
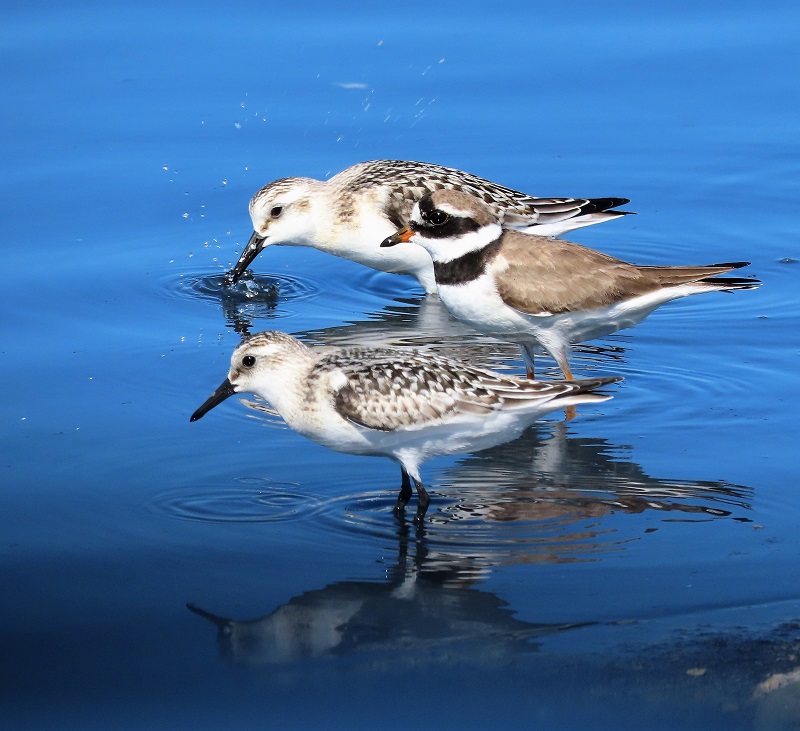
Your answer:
[438,276,704,345]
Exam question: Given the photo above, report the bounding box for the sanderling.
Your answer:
[227,159,631,292]
[381,189,760,379]
[190,331,620,523]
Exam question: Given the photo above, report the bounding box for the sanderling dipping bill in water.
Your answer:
[227,159,631,292]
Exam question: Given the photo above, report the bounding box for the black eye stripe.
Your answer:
[417,196,481,238]
[420,214,481,239]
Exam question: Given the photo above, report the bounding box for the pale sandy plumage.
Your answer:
[190,331,620,523]
[228,160,631,292]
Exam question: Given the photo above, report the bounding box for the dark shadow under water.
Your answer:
[187,520,588,668]
[186,520,800,729]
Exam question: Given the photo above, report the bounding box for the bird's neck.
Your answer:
[432,236,503,286]
[250,350,317,422]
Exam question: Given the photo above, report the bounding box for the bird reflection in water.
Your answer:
[211,285,629,378]
[187,522,592,668]
[435,421,752,529]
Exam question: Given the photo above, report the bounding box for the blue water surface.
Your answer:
[2,1,800,729]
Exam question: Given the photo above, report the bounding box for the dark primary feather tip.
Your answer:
[583,197,632,213]
[704,262,760,289]
[711,261,751,269]
[706,276,761,290]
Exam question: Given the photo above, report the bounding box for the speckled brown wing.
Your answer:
[317,347,584,431]
[320,349,482,431]
[334,160,628,232]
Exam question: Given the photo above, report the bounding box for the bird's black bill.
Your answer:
[225,231,266,284]
[190,378,237,422]
[380,226,413,248]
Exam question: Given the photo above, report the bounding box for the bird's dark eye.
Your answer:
[428,209,449,226]
[270,206,283,218]
[242,355,256,367]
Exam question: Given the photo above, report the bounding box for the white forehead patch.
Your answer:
[436,201,475,218]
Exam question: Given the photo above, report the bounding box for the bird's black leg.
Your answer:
[412,476,430,525]
[394,468,413,517]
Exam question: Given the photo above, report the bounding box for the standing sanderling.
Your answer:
[381,189,761,379]
[190,331,621,523]
[227,159,631,292]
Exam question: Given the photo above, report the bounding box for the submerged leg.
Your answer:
[553,343,574,381]
[523,340,576,381]
[395,462,430,524]
[550,344,578,419]
[412,476,430,525]
[394,468,413,517]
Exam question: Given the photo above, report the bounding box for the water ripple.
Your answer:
[150,477,325,524]
[164,268,321,327]
[311,485,631,574]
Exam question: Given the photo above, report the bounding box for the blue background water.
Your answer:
[2,1,799,728]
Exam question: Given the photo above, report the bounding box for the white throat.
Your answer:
[413,222,502,263]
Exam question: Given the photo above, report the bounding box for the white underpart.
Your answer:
[325,188,435,290]
[227,336,612,488]
[250,181,437,293]
[438,275,719,366]
[255,365,555,474]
